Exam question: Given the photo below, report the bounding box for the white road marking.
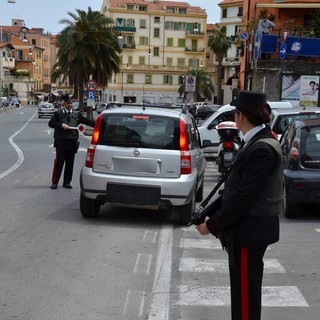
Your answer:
[123,290,146,317]
[142,230,158,243]
[133,253,152,274]
[179,258,285,273]
[177,285,309,307]
[0,112,36,180]
[148,226,172,320]
[180,237,222,250]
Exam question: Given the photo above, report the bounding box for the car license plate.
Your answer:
[223,151,234,161]
[107,183,160,205]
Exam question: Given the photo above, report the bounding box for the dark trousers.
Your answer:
[229,246,267,320]
[51,143,76,185]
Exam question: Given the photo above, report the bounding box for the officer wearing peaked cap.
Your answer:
[196,91,283,320]
[48,96,96,189]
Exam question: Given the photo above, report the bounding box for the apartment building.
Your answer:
[100,0,208,104]
[0,19,53,104]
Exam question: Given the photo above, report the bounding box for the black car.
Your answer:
[280,118,320,218]
[195,105,221,120]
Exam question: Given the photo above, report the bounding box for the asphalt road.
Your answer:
[0,106,319,320]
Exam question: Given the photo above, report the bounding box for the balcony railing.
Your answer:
[185,47,205,53]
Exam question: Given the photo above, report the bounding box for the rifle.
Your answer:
[187,174,226,226]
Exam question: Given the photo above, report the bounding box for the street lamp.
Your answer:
[21,26,29,43]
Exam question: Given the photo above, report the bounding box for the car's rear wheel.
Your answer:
[283,187,297,218]
[178,193,196,225]
[195,181,204,202]
[80,193,101,218]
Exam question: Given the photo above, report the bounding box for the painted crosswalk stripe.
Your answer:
[179,258,286,273]
[177,285,309,307]
[180,238,222,249]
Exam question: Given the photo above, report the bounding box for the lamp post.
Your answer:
[21,26,29,43]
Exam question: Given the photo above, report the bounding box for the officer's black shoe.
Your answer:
[63,183,72,189]
[51,184,57,189]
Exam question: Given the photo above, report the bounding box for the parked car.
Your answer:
[198,101,293,158]
[80,106,206,225]
[10,98,21,107]
[270,107,320,139]
[195,104,221,120]
[280,118,320,218]
[38,102,55,118]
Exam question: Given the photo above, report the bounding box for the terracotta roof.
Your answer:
[219,0,242,5]
[207,23,220,31]
[108,0,206,14]
[0,42,15,49]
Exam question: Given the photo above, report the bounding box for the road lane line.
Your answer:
[180,237,222,250]
[142,230,158,243]
[133,253,152,274]
[148,226,172,320]
[179,258,286,273]
[123,290,147,317]
[177,285,309,307]
[0,112,36,180]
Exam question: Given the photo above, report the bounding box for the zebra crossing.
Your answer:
[171,160,309,316]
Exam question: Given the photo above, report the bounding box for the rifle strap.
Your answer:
[199,174,225,209]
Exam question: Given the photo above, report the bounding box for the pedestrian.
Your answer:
[196,91,283,320]
[48,96,96,189]
[258,14,275,34]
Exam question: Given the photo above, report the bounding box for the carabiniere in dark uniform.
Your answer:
[48,98,95,189]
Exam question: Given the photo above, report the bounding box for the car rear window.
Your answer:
[300,127,320,169]
[98,114,180,150]
[273,113,320,134]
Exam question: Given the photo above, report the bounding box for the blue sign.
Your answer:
[279,43,287,60]
[87,91,95,99]
[240,31,249,41]
[286,36,320,57]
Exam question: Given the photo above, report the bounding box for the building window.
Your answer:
[179,75,185,84]
[179,8,187,14]
[222,8,227,18]
[127,19,135,27]
[127,5,134,10]
[166,57,173,66]
[139,5,147,11]
[178,38,186,47]
[167,38,173,47]
[139,36,149,45]
[128,56,133,65]
[145,75,152,84]
[127,74,134,83]
[166,7,174,13]
[177,58,185,67]
[153,47,160,56]
[163,75,173,85]
[238,7,243,17]
[154,28,160,38]
[140,19,146,29]
[139,56,146,65]
[154,17,160,23]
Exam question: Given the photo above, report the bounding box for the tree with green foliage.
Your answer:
[51,7,121,118]
[304,9,320,38]
[178,69,215,103]
[208,27,232,105]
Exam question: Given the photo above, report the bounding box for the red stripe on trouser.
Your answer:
[52,148,58,183]
[240,248,249,320]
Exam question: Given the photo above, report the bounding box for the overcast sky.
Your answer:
[0,0,220,34]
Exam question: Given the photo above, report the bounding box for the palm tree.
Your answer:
[178,69,215,102]
[51,7,121,118]
[208,27,232,105]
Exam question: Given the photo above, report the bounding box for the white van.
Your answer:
[198,101,293,158]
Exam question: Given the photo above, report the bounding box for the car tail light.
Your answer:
[223,141,234,149]
[290,137,300,161]
[85,115,102,168]
[179,119,191,174]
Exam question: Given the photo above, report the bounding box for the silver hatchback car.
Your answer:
[80,106,206,224]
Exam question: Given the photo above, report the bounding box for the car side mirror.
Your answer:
[207,123,217,130]
[202,139,212,148]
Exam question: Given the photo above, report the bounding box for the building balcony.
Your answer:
[114,26,136,33]
[185,31,205,37]
[185,47,205,53]
[121,43,136,50]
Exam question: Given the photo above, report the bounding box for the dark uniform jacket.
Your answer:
[48,109,95,148]
[206,126,283,247]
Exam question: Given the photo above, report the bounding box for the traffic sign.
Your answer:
[240,31,249,41]
[279,43,287,60]
[86,79,97,91]
[87,91,95,100]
